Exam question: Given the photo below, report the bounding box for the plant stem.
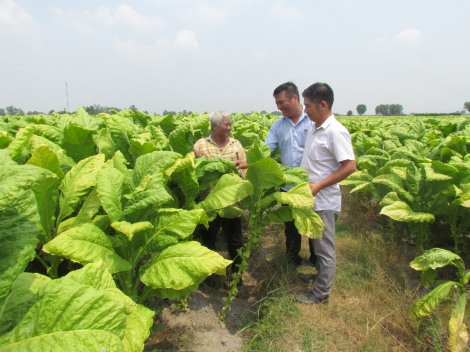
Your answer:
[35,254,50,272]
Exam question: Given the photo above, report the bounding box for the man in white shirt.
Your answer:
[295,83,356,304]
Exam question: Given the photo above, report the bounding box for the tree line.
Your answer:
[1,102,470,117]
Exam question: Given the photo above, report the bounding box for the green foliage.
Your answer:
[219,144,324,319]
[409,248,469,352]
[464,102,470,113]
[356,104,367,115]
[375,104,403,116]
[0,261,154,351]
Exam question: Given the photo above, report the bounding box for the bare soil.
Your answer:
[144,223,285,352]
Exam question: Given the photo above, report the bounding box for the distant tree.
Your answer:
[375,104,389,116]
[389,104,404,115]
[163,110,176,115]
[271,111,282,116]
[347,110,353,116]
[84,104,120,115]
[27,111,44,115]
[464,102,470,113]
[6,106,24,115]
[129,105,137,111]
[0,108,5,116]
[260,110,267,114]
[356,104,367,115]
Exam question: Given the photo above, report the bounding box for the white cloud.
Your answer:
[395,28,420,40]
[254,49,268,60]
[370,27,421,51]
[90,5,166,31]
[113,29,200,61]
[0,0,31,24]
[271,3,301,18]
[186,3,227,22]
[0,0,39,43]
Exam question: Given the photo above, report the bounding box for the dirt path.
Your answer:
[144,224,284,351]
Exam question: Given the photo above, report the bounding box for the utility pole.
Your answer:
[65,81,69,113]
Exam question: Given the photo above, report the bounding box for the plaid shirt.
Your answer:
[194,136,247,177]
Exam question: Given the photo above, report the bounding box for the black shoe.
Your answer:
[295,292,329,305]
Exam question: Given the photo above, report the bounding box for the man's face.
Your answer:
[274,91,298,118]
[303,97,322,123]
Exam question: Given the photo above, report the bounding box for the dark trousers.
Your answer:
[200,216,243,272]
[285,220,315,265]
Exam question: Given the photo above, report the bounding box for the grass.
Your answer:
[239,190,446,351]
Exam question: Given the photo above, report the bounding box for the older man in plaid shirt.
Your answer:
[193,110,246,281]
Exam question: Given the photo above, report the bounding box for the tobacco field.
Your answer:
[0,109,469,351]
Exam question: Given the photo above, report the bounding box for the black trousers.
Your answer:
[200,216,243,272]
[284,219,316,265]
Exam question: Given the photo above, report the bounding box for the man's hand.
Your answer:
[309,183,321,196]
[235,160,248,169]
[193,149,206,158]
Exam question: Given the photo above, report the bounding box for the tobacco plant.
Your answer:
[409,248,470,352]
[219,142,324,318]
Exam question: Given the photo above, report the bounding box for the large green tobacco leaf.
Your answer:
[63,262,155,351]
[101,115,134,163]
[61,122,97,162]
[122,304,155,352]
[0,268,128,350]
[97,128,117,160]
[0,273,51,336]
[448,293,469,352]
[140,208,208,254]
[129,138,159,163]
[291,207,324,239]
[281,166,309,186]
[31,174,60,243]
[140,241,232,299]
[112,221,153,242]
[27,145,64,179]
[195,174,252,217]
[380,192,434,223]
[168,115,210,155]
[246,140,271,164]
[0,160,46,298]
[147,125,169,150]
[0,130,12,148]
[30,135,76,174]
[130,151,181,190]
[170,153,200,208]
[58,154,105,223]
[32,124,62,145]
[8,125,34,161]
[409,281,457,318]
[274,183,314,209]
[410,248,464,274]
[96,168,124,223]
[43,223,131,273]
[122,185,174,218]
[246,158,286,196]
[372,174,414,203]
[195,158,238,191]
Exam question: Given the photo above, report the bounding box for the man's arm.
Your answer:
[309,159,356,196]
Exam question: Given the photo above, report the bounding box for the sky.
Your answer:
[1,0,469,115]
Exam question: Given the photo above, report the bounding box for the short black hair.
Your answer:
[273,82,299,100]
[302,83,334,110]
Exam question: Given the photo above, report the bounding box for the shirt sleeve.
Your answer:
[265,121,279,152]
[332,128,355,163]
[236,140,246,161]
